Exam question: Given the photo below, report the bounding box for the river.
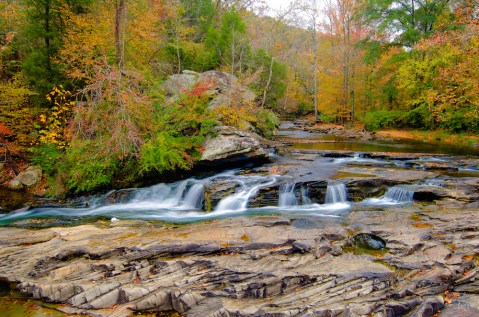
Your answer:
[1,122,478,227]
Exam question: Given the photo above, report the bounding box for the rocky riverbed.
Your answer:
[0,205,478,317]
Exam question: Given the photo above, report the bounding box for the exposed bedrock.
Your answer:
[0,208,478,317]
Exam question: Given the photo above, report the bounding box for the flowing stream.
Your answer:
[1,121,478,226]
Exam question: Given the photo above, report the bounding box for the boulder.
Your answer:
[8,179,23,190]
[200,126,268,164]
[16,166,42,187]
[162,70,255,109]
[351,233,386,250]
[163,73,198,99]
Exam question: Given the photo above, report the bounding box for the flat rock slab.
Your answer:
[0,208,478,317]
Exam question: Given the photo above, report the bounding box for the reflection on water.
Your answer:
[280,126,479,156]
[290,139,479,156]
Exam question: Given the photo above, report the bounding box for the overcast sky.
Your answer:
[264,0,295,15]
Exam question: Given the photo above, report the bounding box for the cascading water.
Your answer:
[325,183,348,204]
[278,183,298,207]
[182,183,204,209]
[126,179,207,210]
[361,185,415,206]
[300,186,311,205]
[384,186,414,203]
[215,175,278,211]
[0,170,353,226]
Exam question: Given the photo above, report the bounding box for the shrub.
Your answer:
[361,110,405,131]
[402,105,434,130]
[140,82,218,174]
[317,113,336,124]
[254,108,280,138]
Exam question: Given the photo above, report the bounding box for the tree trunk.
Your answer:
[261,57,274,108]
[44,0,52,77]
[312,25,318,119]
[2,145,19,176]
[115,0,126,69]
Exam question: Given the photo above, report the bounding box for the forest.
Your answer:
[0,0,478,195]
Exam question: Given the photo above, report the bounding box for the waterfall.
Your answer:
[215,176,277,211]
[182,183,204,209]
[128,179,206,209]
[132,180,189,205]
[325,183,348,204]
[279,183,297,207]
[384,186,414,203]
[301,185,311,205]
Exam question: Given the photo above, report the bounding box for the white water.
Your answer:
[0,172,353,225]
[384,186,415,202]
[325,183,348,204]
[362,185,415,206]
[214,175,278,211]
[278,183,297,207]
[300,185,311,205]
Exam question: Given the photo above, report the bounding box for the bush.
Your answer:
[212,104,279,139]
[140,83,218,174]
[361,110,406,131]
[30,143,64,177]
[254,108,280,139]
[317,113,336,124]
[402,105,434,130]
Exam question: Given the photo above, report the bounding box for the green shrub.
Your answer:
[254,109,280,139]
[402,105,434,130]
[30,143,64,177]
[361,110,405,131]
[318,113,336,124]
[140,84,218,174]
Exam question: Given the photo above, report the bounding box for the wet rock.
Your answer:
[413,186,452,202]
[248,180,328,208]
[102,189,136,205]
[248,184,280,208]
[351,233,386,250]
[203,180,240,211]
[414,162,458,171]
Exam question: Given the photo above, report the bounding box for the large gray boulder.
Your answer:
[8,165,42,190]
[163,70,255,108]
[200,126,268,164]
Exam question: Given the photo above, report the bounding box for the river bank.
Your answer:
[376,129,479,147]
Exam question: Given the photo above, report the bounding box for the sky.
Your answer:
[264,0,295,15]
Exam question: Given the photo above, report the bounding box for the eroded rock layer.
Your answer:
[0,207,478,317]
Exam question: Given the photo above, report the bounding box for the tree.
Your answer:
[361,0,451,48]
[397,0,479,132]
[21,0,91,98]
[219,6,249,75]
[300,0,321,118]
